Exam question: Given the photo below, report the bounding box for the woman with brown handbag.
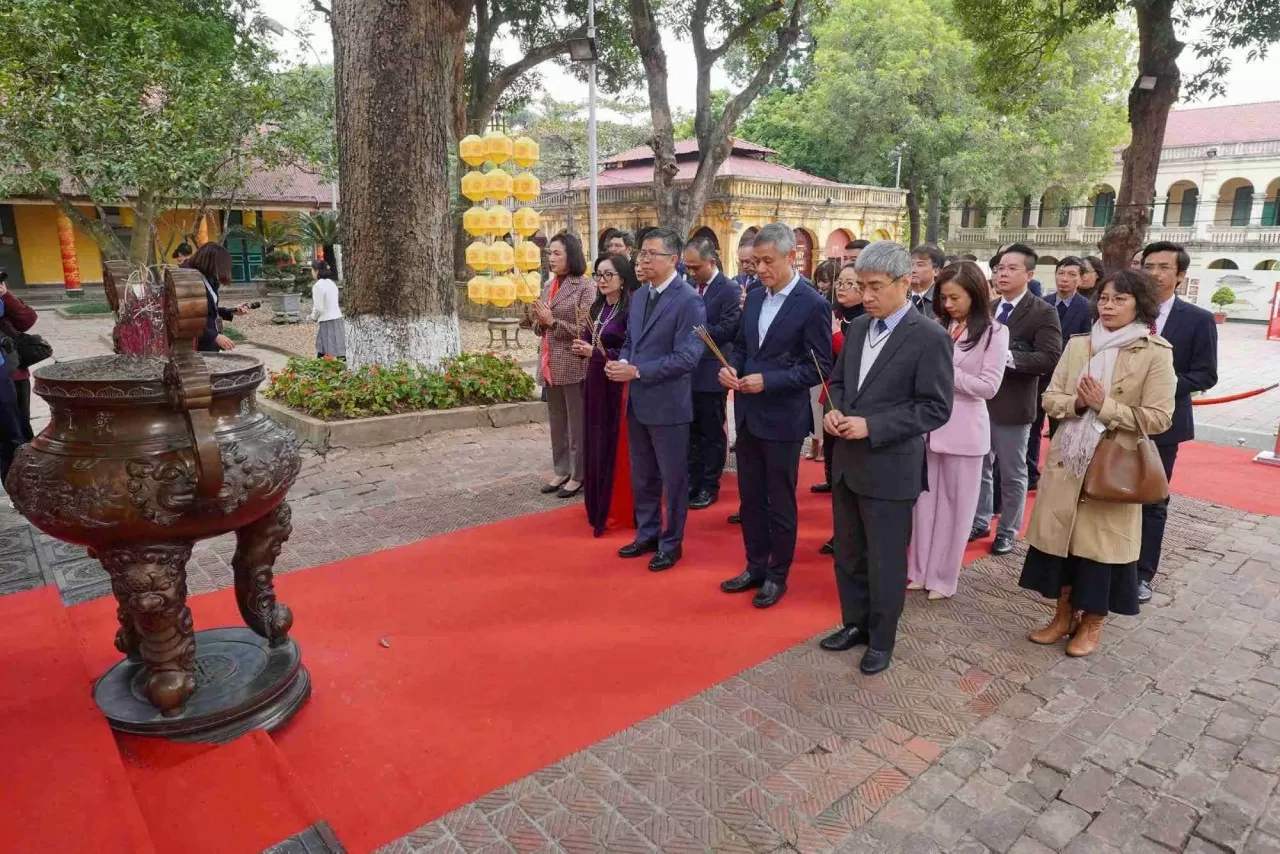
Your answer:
[1018,269,1175,657]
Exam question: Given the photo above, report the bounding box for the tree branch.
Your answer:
[470,24,585,133]
[309,1,331,21]
[708,0,784,62]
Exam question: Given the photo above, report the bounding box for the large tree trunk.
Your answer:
[332,0,468,369]
[925,184,941,245]
[1101,0,1181,273]
[906,182,921,248]
[130,189,157,268]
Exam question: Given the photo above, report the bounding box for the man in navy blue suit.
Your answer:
[1137,241,1218,603]
[1028,256,1094,486]
[608,228,707,572]
[684,237,741,510]
[717,223,833,608]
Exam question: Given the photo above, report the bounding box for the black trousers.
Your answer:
[14,378,32,442]
[0,364,25,491]
[1027,375,1053,486]
[736,427,802,584]
[822,431,835,486]
[1137,443,1180,583]
[832,479,915,651]
[688,391,728,496]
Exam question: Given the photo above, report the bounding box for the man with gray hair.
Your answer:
[820,241,953,673]
[718,222,832,609]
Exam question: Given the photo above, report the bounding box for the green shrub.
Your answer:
[1210,286,1236,309]
[223,326,246,342]
[263,352,536,420]
[63,301,112,315]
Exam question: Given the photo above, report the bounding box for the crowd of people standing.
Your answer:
[533,225,1219,674]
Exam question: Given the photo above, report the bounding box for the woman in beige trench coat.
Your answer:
[1019,269,1175,657]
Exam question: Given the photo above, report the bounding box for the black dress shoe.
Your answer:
[648,548,682,571]
[1137,580,1153,603]
[720,571,764,593]
[860,647,893,675]
[555,482,583,498]
[810,482,832,494]
[990,535,1014,556]
[690,490,718,510]
[819,625,868,651]
[541,477,569,494]
[728,513,742,524]
[968,523,989,541]
[819,538,834,555]
[618,539,659,559]
[753,580,786,608]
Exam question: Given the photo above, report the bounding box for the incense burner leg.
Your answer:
[100,543,197,715]
[232,501,294,647]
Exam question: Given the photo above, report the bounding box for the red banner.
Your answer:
[1269,281,1280,341]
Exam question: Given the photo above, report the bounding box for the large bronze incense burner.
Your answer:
[6,266,308,741]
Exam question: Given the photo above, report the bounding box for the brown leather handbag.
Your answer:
[1080,339,1170,504]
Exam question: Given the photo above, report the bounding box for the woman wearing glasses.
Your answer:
[574,254,640,535]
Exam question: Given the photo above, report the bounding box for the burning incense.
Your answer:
[811,349,833,412]
[693,325,731,370]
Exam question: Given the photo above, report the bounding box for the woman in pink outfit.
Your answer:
[908,262,1009,599]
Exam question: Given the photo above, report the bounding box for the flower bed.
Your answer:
[263,353,536,421]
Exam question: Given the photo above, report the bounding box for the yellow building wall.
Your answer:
[13,205,104,286]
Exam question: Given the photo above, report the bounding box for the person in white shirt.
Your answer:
[309,262,345,360]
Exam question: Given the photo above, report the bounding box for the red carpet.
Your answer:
[1,441,1273,853]
[1172,441,1280,515]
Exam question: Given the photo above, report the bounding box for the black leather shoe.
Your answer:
[860,647,893,675]
[720,571,764,593]
[618,539,659,559]
[968,523,989,541]
[1137,580,1153,603]
[753,580,786,608]
[819,538,834,555]
[648,548,682,572]
[810,482,832,494]
[555,482,583,498]
[541,477,569,494]
[820,625,868,651]
[728,513,742,524]
[990,535,1014,556]
[690,490,718,510]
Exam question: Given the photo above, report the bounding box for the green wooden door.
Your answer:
[225,210,264,283]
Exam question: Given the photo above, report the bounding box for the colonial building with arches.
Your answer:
[534,138,907,279]
[947,101,1280,319]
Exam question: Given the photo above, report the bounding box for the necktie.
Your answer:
[913,294,924,312]
[1149,318,1158,335]
[698,283,706,297]
[644,287,660,324]
[1056,300,1068,325]
[997,302,1013,325]
[875,319,888,337]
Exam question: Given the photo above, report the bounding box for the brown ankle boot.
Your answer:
[1028,589,1074,645]
[1066,613,1103,657]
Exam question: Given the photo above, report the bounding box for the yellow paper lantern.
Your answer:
[489,275,516,308]
[514,241,541,272]
[512,136,540,168]
[463,205,489,237]
[465,240,491,271]
[517,272,541,303]
[512,172,541,203]
[487,241,514,272]
[461,170,488,202]
[484,168,513,201]
[483,130,513,164]
[484,205,512,237]
[467,275,489,305]
[459,134,487,166]
[513,207,541,237]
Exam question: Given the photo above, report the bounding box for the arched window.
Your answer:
[1231,185,1254,226]
[1208,259,1239,270]
[1178,187,1199,227]
[1091,190,1116,228]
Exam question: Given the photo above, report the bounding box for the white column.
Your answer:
[948,204,963,240]
[1067,202,1085,242]
[1028,199,1042,230]
[1251,194,1267,228]
[1197,196,1218,241]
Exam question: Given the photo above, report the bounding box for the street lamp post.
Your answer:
[567,3,599,265]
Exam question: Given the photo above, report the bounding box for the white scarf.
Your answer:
[1056,321,1147,478]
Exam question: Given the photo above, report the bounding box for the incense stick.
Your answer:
[693,325,731,370]
[811,349,833,413]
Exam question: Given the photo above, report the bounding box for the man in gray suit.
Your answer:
[819,242,954,674]
[607,228,707,571]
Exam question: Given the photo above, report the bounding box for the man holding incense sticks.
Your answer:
[718,223,833,609]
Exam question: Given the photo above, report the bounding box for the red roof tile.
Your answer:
[1163,101,1280,147]
[602,137,776,165]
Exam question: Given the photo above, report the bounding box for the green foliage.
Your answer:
[737,0,1130,208]
[62,301,113,315]
[1210,286,1236,309]
[264,353,537,420]
[673,90,731,140]
[509,94,653,183]
[226,218,295,256]
[290,211,341,249]
[223,325,247,342]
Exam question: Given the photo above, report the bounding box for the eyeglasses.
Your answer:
[597,272,618,282]
[836,281,860,291]
[636,250,675,261]
[1095,294,1135,306]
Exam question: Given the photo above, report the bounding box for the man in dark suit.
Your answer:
[607,228,707,571]
[971,243,1061,555]
[1028,256,1093,484]
[685,237,741,510]
[717,223,833,609]
[909,243,945,320]
[1137,241,1218,603]
[818,241,953,674]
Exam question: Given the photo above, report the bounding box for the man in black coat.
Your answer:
[1029,256,1094,484]
[685,237,741,509]
[909,243,945,320]
[818,241,953,674]
[1137,241,1218,603]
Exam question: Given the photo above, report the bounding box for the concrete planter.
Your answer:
[270,291,303,324]
[257,396,547,451]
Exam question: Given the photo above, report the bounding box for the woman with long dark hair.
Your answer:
[574,253,640,536]
[180,243,248,352]
[1080,256,1104,295]
[906,261,1009,598]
